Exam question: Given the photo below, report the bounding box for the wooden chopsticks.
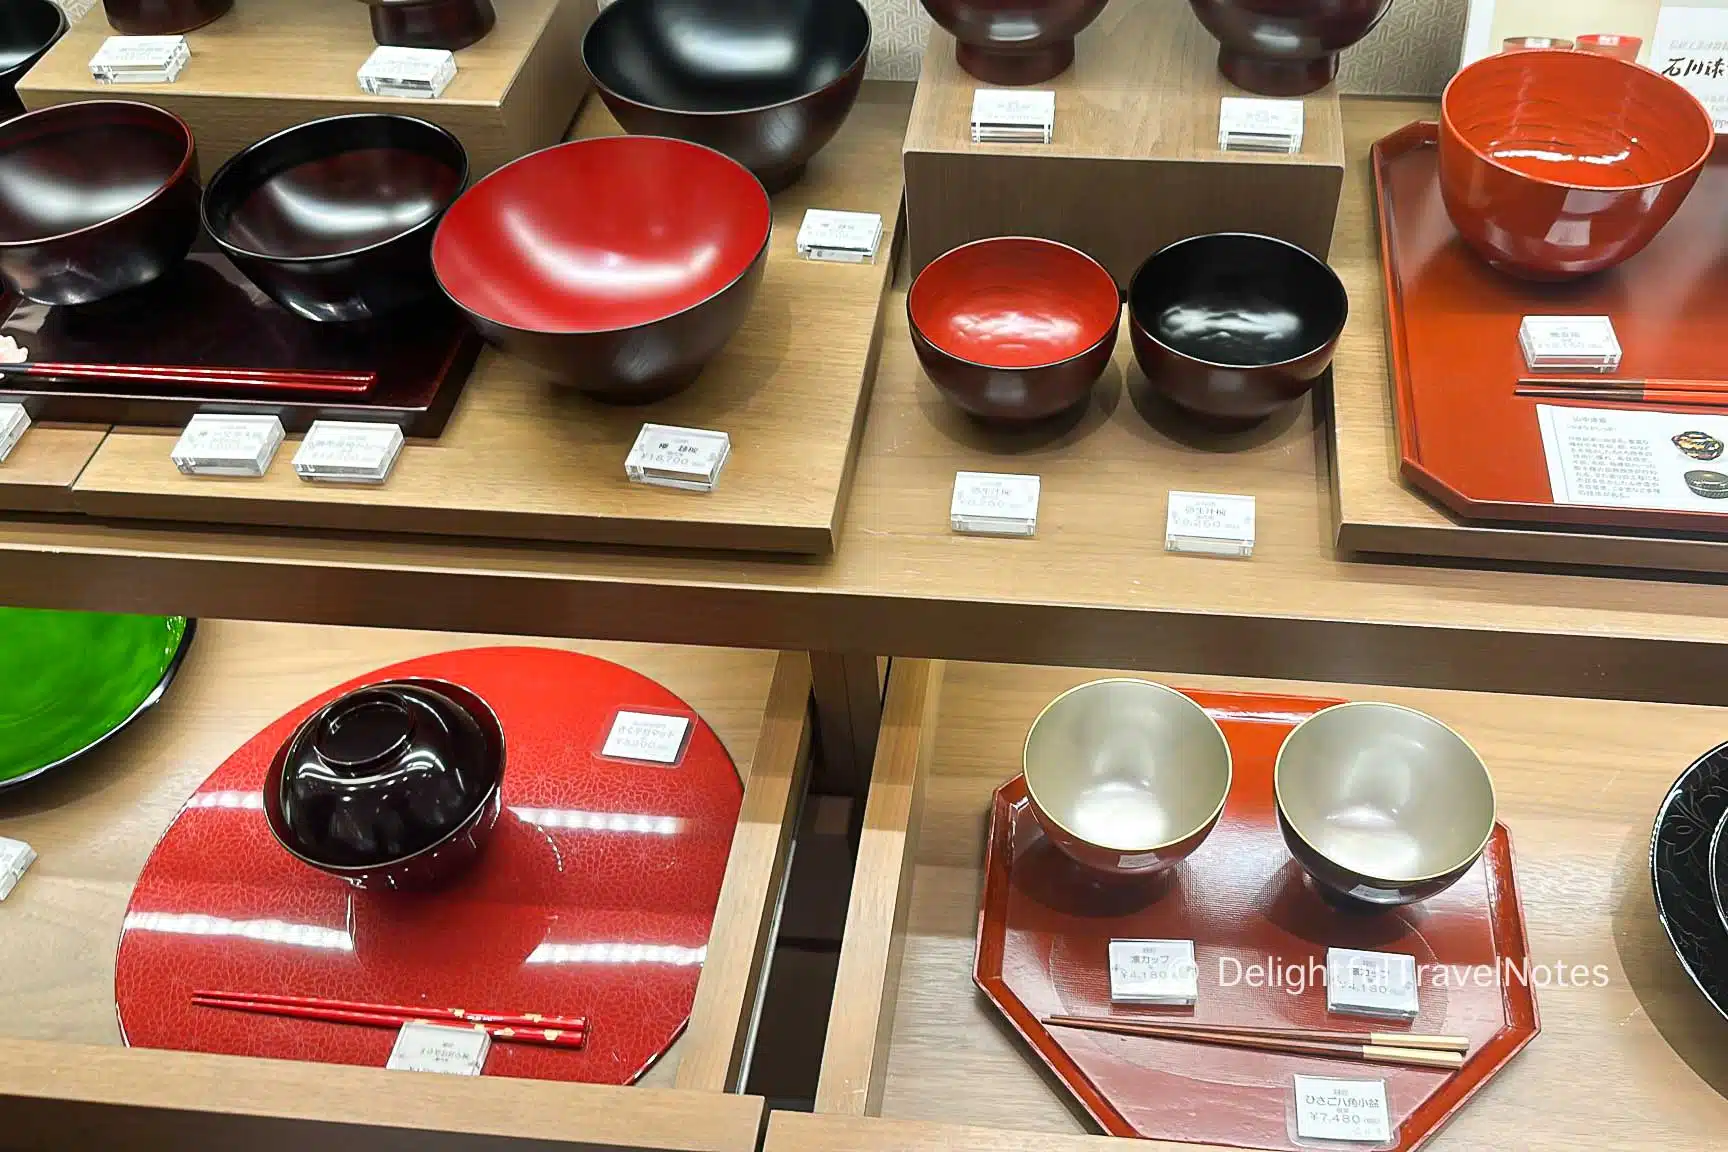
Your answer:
[192,990,588,1049]
[1516,377,1728,407]
[1044,1014,1465,1070]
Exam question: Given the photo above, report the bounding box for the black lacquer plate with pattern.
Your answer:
[1652,741,1728,1018]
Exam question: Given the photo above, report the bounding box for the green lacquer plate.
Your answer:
[0,609,194,791]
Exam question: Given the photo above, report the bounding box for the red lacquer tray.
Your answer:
[115,647,741,1084]
[975,689,1537,1152]
[1375,121,1728,535]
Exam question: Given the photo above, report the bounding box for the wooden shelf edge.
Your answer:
[767,1108,1244,1152]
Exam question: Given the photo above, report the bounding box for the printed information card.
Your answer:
[1538,405,1728,511]
[1653,6,1728,130]
[1292,1076,1391,1144]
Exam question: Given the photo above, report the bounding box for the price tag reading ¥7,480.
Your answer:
[796,209,883,263]
[0,404,29,464]
[386,1021,489,1076]
[90,35,190,84]
[625,423,731,492]
[951,470,1040,536]
[1326,947,1419,1021]
[1218,96,1304,153]
[1166,490,1255,557]
[1292,1077,1391,1145]
[1519,314,1621,372]
[358,45,457,99]
[293,420,405,485]
[602,711,693,766]
[171,414,284,478]
[971,88,1056,143]
[1108,938,1199,1006]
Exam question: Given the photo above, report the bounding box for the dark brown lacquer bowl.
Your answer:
[432,134,770,401]
[1128,232,1346,426]
[360,0,496,51]
[262,678,505,891]
[909,237,1120,424]
[922,0,1110,86]
[0,0,66,121]
[583,0,870,192]
[103,0,234,35]
[1187,0,1392,96]
[203,114,468,324]
[0,101,200,307]
[1440,49,1714,281]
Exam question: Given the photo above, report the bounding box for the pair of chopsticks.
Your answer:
[1044,1014,1465,1070]
[0,361,376,395]
[192,990,588,1049]
[1516,377,1728,408]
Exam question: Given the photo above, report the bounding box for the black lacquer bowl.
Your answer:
[263,678,506,891]
[0,0,67,120]
[361,0,496,51]
[203,114,468,324]
[582,0,871,192]
[1653,742,1728,1021]
[0,100,201,306]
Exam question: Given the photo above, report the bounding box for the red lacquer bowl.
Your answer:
[432,135,771,401]
[1440,49,1714,280]
[909,237,1120,424]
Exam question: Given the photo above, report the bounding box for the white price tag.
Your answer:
[971,89,1055,143]
[1654,7,1728,131]
[1219,97,1304,153]
[1107,939,1199,1005]
[385,1021,489,1076]
[90,35,189,83]
[0,837,35,902]
[358,45,457,99]
[1293,1077,1391,1144]
[951,470,1040,536]
[293,420,404,484]
[602,711,692,765]
[171,414,284,478]
[625,423,730,492]
[0,403,29,464]
[1519,315,1621,371]
[796,209,883,263]
[1166,491,1255,557]
[1326,948,1419,1021]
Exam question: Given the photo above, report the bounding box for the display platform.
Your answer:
[903,0,1345,287]
[17,0,592,178]
[0,422,104,513]
[65,92,908,555]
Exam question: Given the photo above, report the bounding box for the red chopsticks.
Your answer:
[1516,377,1728,408]
[191,990,588,1049]
[0,361,376,395]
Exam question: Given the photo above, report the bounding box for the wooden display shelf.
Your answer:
[0,621,812,1139]
[816,658,1728,1147]
[904,0,1346,287]
[17,0,592,178]
[768,1111,1238,1152]
[66,92,908,555]
[0,422,104,513]
[1328,100,1728,575]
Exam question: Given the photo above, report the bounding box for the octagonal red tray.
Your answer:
[115,646,741,1084]
[975,688,1537,1151]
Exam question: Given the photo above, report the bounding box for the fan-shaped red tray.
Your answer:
[115,646,741,1084]
[975,689,1538,1151]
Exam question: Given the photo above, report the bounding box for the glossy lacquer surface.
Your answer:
[0,609,190,791]
[1187,0,1392,96]
[363,0,497,51]
[1653,742,1728,1024]
[977,689,1538,1151]
[432,135,770,401]
[908,237,1119,423]
[584,0,870,191]
[204,115,468,324]
[1128,232,1346,424]
[116,646,743,1084]
[0,0,66,119]
[1440,50,1713,281]
[103,0,233,35]
[922,0,1110,86]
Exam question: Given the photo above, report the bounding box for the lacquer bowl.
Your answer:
[103,0,233,35]
[203,114,468,324]
[1023,679,1232,878]
[583,0,871,192]
[0,101,200,307]
[1275,701,1496,908]
[1710,810,1728,935]
[922,0,1110,86]
[1128,232,1346,425]
[432,135,770,401]
[1187,0,1391,96]
[909,237,1120,423]
[0,0,67,120]
[360,0,496,51]
[1440,49,1713,280]
[262,678,505,891]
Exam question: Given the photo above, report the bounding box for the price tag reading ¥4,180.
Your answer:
[171,414,284,478]
[1108,938,1199,1005]
[1166,490,1255,557]
[293,420,405,484]
[90,35,190,84]
[625,423,730,492]
[796,209,883,263]
[602,710,693,765]
[1519,315,1621,372]
[358,45,457,99]
[0,404,29,464]
[971,88,1056,143]
[951,470,1040,536]
[1292,1076,1392,1145]
[386,1021,489,1076]
[1218,96,1304,153]
[1326,947,1419,1021]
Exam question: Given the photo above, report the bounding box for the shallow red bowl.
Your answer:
[432,135,770,401]
[908,237,1120,424]
[1440,49,1714,281]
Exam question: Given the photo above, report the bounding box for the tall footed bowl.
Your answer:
[923,0,1111,86]
[1187,0,1392,96]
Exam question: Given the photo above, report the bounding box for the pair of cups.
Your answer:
[1022,679,1496,908]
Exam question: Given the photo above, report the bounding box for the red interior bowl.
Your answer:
[1440,49,1714,280]
[432,135,771,400]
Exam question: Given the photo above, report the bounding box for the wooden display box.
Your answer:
[17,0,593,177]
[904,0,1345,286]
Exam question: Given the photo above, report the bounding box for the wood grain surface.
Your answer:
[818,658,1728,1147]
[0,423,105,513]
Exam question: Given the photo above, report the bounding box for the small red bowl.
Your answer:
[908,237,1120,423]
[1440,49,1714,280]
[432,135,771,401]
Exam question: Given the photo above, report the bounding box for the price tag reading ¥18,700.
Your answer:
[1107,939,1199,1006]
[1292,1077,1392,1145]
[1218,96,1304,153]
[293,420,405,484]
[951,471,1040,536]
[796,209,883,263]
[1166,490,1255,557]
[386,1021,489,1076]
[1519,315,1621,372]
[602,711,693,765]
[358,45,457,99]
[171,414,284,478]
[1326,947,1419,1021]
[89,35,190,84]
[971,88,1056,143]
[625,424,731,492]
[0,404,29,464]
